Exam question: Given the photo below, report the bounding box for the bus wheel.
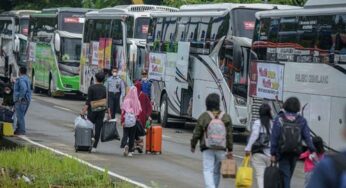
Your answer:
[48,78,55,97]
[160,93,169,127]
[32,75,39,93]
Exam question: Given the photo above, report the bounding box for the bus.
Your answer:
[0,10,39,81]
[79,5,177,95]
[27,8,93,96]
[146,3,297,128]
[248,0,346,150]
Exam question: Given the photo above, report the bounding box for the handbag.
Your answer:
[235,156,253,188]
[264,162,283,188]
[221,158,237,178]
[136,121,146,137]
[90,98,107,112]
[101,119,120,142]
[251,125,270,154]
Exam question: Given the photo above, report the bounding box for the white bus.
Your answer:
[249,0,346,150]
[147,3,297,128]
[79,5,177,95]
[0,10,39,81]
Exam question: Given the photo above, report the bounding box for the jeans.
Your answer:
[88,110,105,148]
[279,155,298,188]
[15,101,29,134]
[202,149,225,188]
[252,153,271,188]
[108,92,121,119]
[121,126,136,152]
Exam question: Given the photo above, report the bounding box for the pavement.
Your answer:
[11,93,305,188]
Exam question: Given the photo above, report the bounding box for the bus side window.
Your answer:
[316,15,335,64]
[334,14,346,64]
[176,17,189,42]
[278,17,298,62]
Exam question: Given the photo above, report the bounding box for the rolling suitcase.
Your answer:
[145,125,162,154]
[75,127,93,152]
[145,127,152,153]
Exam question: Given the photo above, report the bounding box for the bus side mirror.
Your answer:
[14,36,20,53]
[54,33,61,53]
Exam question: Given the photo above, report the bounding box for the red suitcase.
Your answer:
[145,125,162,154]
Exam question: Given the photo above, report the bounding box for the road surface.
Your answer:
[23,94,305,187]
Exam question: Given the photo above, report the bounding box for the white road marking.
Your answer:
[18,136,149,188]
[53,105,72,112]
[162,135,172,139]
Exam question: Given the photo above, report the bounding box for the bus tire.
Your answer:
[48,77,55,97]
[160,93,169,127]
[32,75,39,94]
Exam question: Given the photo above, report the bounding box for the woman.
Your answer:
[245,103,272,188]
[80,72,107,153]
[120,86,142,157]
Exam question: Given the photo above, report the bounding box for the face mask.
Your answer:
[5,91,10,94]
[113,73,117,77]
[142,77,147,80]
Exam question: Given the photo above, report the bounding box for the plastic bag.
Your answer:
[101,119,120,142]
[235,156,253,188]
[74,116,93,129]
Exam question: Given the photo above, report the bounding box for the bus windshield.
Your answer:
[61,38,81,62]
[59,12,85,34]
[233,8,259,39]
[134,17,150,39]
[19,18,29,36]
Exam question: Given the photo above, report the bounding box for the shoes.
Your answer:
[14,131,25,136]
[123,145,129,157]
[91,148,97,153]
[128,152,133,157]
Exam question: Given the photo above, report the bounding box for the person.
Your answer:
[13,67,31,135]
[105,67,125,119]
[191,93,233,188]
[134,81,152,153]
[140,70,151,98]
[300,136,325,188]
[245,103,273,188]
[80,71,107,152]
[120,86,142,157]
[307,125,346,188]
[270,97,316,188]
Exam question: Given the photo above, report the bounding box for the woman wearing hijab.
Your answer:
[120,86,142,157]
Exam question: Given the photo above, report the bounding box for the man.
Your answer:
[13,67,31,135]
[307,125,346,188]
[191,93,233,188]
[140,70,151,98]
[105,67,125,119]
[271,97,316,188]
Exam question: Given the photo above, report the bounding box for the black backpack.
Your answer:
[279,115,302,154]
[264,162,283,188]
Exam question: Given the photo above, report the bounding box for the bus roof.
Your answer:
[41,7,95,14]
[255,5,346,19]
[180,3,298,12]
[0,10,40,18]
[151,9,229,18]
[99,5,178,13]
[304,0,346,8]
[85,10,129,19]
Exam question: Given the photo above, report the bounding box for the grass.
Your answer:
[0,147,135,188]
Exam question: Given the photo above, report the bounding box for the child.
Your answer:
[300,136,325,187]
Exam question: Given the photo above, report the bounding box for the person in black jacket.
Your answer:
[81,71,107,152]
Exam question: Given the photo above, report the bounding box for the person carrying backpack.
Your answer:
[245,103,273,188]
[191,93,233,188]
[307,124,346,188]
[270,97,316,188]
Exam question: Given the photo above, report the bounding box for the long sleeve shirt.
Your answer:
[270,112,316,157]
[105,76,125,97]
[245,119,271,156]
[13,75,31,103]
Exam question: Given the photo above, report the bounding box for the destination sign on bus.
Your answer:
[243,21,255,30]
[64,17,85,24]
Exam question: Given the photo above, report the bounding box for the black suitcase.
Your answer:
[75,127,93,152]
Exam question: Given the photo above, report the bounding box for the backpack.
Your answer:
[204,111,227,150]
[279,115,302,154]
[141,80,151,97]
[124,112,136,128]
[264,162,284,188]
[330,154,346,188]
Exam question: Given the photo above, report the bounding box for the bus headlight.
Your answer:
[235,96,246,106]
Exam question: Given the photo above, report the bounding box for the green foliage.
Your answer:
[0,147,133,187]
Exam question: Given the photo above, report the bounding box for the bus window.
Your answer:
[232,8,258,39]
[126,16,134,38]
[253,18,270,61]
[296,16,318,63]
[90,19,111,41]
[176,17,189,42]
[3,20,13,36]
[316,15,335,64]
[187,17,200,42]
[163,17,177,52]
[154,17,163,41]
[59,12,85,34]
[19,18,29,36]
[210,14,229,42]
[277,17,298,62]
[147,17,156,43]
[111,19,123,45]
[197,17,211,42]
[134,17,150,39]
[83,19,94,43]
[334,14,346,64]
[31,17,57,42]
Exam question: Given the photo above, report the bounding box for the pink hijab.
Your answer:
[121,86,142,116]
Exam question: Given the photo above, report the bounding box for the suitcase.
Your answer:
[75,127,93,152]
[145,127,151,153]
[2,122,14,136]
[145,125,162,154]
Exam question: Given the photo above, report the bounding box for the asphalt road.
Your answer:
[23,94,305,188]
